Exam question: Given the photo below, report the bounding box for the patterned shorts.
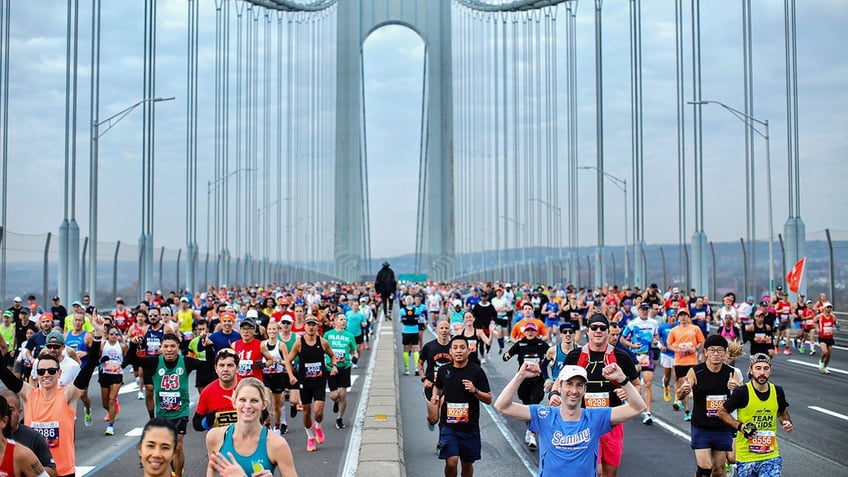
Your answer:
[737,456,782,477]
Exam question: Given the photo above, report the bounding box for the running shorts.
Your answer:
[690,426,733,451]
[402,333,419,346]
[674,365,693,380]
[299,380,327,404]
[263,372,286,394]
[598,423,624,467]
[660,354,674,369]
[438,427,481,463]
[327,366,352,391]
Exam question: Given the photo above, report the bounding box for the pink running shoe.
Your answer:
[315,425,325,444]
[307,437,316,452]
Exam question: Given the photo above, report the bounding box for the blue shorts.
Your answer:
[438,427,481,463]
[690,426,733,451]
[737,456,782,477]
[545,319,559,329]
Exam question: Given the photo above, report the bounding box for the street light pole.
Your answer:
[579,166,628,286]
[89,96,174,305]
[690,99,775,295]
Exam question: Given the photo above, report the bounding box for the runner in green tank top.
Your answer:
[323,313,358,428]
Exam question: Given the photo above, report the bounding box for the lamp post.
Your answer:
[578,166,629,286]
[89,96,174,305]
[689,99,774,295]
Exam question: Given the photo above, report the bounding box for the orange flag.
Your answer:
[785,257,806,293]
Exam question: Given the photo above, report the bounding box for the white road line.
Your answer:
[787,359,848,375]
[651,416,691,442]
[341,318,384,477]
[77,466,95,476]
[809,406,848,422]
[125,427,144,437]
[117,382,139,395]
[834,345,848,351]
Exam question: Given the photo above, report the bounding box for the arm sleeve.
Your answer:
[72,339,101,390]
[192,409,212,431]
[722,385,748,413]
[776,385,789,413]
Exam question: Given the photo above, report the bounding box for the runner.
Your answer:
[668,309,706,421]
[495,362,646,477]
[62,313,93,428]
[797,300,815,354]
[140,308,167,418]
[344,300,368,361]
[459,312,491,366]
[323,313,357,429]
[418,320,452,431]
[471,293,497,363]
[0,390,57,476]
[510,303,549,343]
[491,288,512,354]
[746,308,775,360]
[815,303,839,375]
[502,322,549,449]
[559,313,641,477]
[260,321,288,434]
[658,311,678,403]
[0,313,104,477]
[774,291,793,355]
[676,335,739,477]
[233,317,264,381]
[187,320,214,394]
[620,303,659,424]
[399,296,422,376]
[283,315,338,452]
[127,332,213,477]
[127,309,148,400]
[375,261,397,320]
[209,311,240,353]
[718,353,793,477]
[98,325,127,436]
[447,300,466,337]
[206,378,297,476]
[137,418,178,477]
[193,348,240,431]
[542,322,577,395]
[428,335,491,477]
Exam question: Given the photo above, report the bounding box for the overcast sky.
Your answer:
[3,0,846,264]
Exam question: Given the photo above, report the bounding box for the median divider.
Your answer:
[356,319,406,476]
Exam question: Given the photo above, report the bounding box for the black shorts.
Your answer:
[778,321,791,331]
[263,373,287,394]
[418,323,426,331]
[327,366,352,391]
[402,333,419,346]
[495,317,509,328]
[167,416,189,435]
[424,386,434,402]
[819,337,835,347]
[98,373,123,387]
[354,334,364,345]
[674,365,693,380]
[299,380,327,404]
[517,379,545,405]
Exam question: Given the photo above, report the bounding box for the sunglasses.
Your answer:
[36,367,59,376]
[45,344,62,350]
[561,330,574,334]
[589,325,608,332]
[216,347,237,358]
[149,314,160,317]
[108,332,121,336]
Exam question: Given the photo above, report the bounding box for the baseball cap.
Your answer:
[279,315,293,324]
[52,296,60,301]
[12,297,21,303]
[72,300,83,307]
[557,365,588,382]
[672,287,680,294]
[823,302,833,308]
[240,317,258,329]
[115,296,124,303]
[246,309,259,319]
[46,331,65,346]
[805,299,813,305]
[39,312,54,322]
[746,296,754,302]
[587,314,609,327]
[304,316,320,325]
[750,352,771,365]
[559,322,575,332]
[452,299,462,307]
[180,297,189,303]
[622,299,632,307]
[523,322,538,332]
[640,302,650,310]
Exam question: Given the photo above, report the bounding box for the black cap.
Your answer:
[587,313,609,327]
[704,334,728,350]
[640,302,650,310]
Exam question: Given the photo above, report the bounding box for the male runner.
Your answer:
[502,322,549,449]
[620,302,659,424]
[419,320,453,431]
[815,303,839,375]
[667,309,705,421]
[323,313,357,429]
[192,347,239,431]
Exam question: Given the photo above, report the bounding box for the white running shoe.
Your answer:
[528,434,537,449]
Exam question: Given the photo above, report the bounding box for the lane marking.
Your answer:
[341,317,384,477]
[833,345,848,351]
[651,416,691,442]
[787,359,848,375]
[77,466,95,476]
[125,427,144,437]
[809,405,848,422]
[117,382,139,395]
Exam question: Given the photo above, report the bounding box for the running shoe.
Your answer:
[290,404,298,418]
[663,386,671,402]
[306,437,317,452]
[810,348,816,355]
[524,429,531,444]
[819,360,825,371]
[725,463,736,477]
[684,411,692,421]
[427,421,435,432]
[435,444,441,456]
[783,348,791,355]
[333,400,339,414]
[315,425,325,444]
[824,368,832,375]
[673,400,681,411]
[528,434,537,450]
[105,424,114,436]
[352,363,359,369]
[84,411,93,428]
[403,370,410,376]
[642,412,653,425]
[279,423,287,434]
[336,418,345,429]
[414,369,420,376]
[799,346,806,354]
[137,390,145,400]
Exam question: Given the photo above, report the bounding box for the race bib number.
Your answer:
[705,395,726,417]
[159,391,181,411]
[446,402,470,424]
[524,357,540,365]
[147,337,161,355]
[584,392,610,408]
[263,359,284,374]
[238,359,254,376]
[303,361,323,379]
[822,326,834,335]
[32,421,60,448]
[748,430,776,454]
[334,349,347,361]
[754,333,767,343]
[103,359,122,375]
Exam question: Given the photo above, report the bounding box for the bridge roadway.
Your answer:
[52,322,848,475]
[399,327,848,477]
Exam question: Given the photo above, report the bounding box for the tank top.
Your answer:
[719,325,738,341]
[234,339,264,380]
[0,323,15,353]
[153,355,190,419]
[144,326,165,356]
[735,382,780,462]
[101,340,124,375]
[0,439,15,476]
[298,335,326,382]
[25,386,76,476]
[113,307,131,331]
[280,333,298,366]
[177,308,195,334]
[462,328,481,364]
[218,425,275,475]
[551,343,571,378]
[64,330,88,366]
[691,363,734,430]
[262,340,285,374]
[819,315,835,339]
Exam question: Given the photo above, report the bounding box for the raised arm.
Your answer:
[607,363,647,425]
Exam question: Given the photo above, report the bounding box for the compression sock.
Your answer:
[413,351,420,365]
[305,425,315,438]
[403,352,409,371]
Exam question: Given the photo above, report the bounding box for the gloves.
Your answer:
[739,422,757,439]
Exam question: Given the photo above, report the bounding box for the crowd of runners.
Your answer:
[0,269,840,476]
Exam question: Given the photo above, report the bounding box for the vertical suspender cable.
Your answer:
[512,13,520,265]
[234,1,244,259]
[276,11,282,265]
